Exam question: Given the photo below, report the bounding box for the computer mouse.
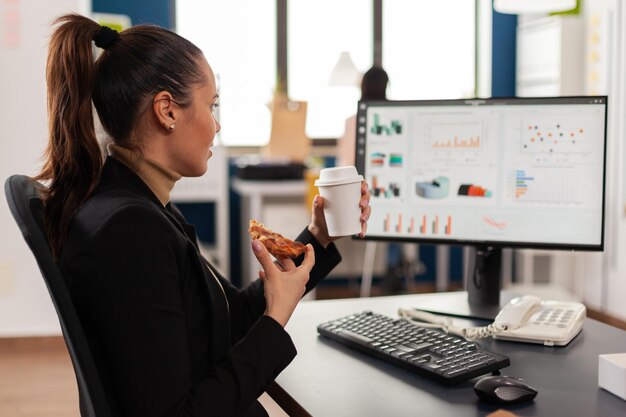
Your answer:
[474,375,538,405]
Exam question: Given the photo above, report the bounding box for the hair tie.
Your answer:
[93,26,119,49]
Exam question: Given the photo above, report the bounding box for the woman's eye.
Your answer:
[211,103,220,113]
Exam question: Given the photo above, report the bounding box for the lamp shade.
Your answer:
[494,0,576,14]
[328,51,361,86]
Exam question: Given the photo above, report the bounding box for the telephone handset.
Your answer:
[492,295,586,346]
[398,295,586,347]
[493,295,544,330]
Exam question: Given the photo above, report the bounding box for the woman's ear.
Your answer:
[152,91,178,132]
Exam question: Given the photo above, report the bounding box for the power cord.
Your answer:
[397,308,507,340]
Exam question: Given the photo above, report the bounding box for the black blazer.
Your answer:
[59,157,341,417]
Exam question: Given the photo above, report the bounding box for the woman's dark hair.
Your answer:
[361,66,389,100]
[38,14,206,258]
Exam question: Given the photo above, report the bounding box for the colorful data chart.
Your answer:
[382,214,404,233]
[415,176,450,199]
[428,215,452,235]
[382,214,452,235]
[405,215,452,235]
[408,216,416,234]
[419,215,427,234]
[432,215,439,234]
[482,216,508,232]
[432,136,481,149]
[389,153,403,167]
[370,152,385,167]
[370,113,403,135]
[522,122,587,153]
[444,216,452,235]
[510,169,582,205]
[458,184,493,198]
[371,176,401,198]
[514,170,534,198]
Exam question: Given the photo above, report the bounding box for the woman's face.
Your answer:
[167,58,221,177]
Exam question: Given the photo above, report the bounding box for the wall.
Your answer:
[491,8,517,97]
[0,0,90,336]
[0,0,174,337]
[583,0,626,321]
[92,0,175,28]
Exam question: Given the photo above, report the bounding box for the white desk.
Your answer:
[231,178,308,286]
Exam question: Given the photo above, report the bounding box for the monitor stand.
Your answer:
[413,246,510,321]
[466,245,502,318]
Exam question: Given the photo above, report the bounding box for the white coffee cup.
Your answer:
[314,166,364,237]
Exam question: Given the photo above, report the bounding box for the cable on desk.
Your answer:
[397,308,506,339]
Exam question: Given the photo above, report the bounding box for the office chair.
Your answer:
[4,175,117,417]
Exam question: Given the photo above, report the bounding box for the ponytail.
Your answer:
[38,14,206,258]
[38,14,103,258]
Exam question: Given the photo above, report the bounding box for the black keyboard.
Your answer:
[317,311,510,386]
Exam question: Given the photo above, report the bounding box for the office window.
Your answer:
[288,0,373,139]
[177,0,276,146]
[383,0,476,100]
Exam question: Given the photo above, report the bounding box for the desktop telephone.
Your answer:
[399,295,586,347]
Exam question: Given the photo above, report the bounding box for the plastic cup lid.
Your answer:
[314,166,364,187]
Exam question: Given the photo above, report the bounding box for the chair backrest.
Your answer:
[4,175,116,417]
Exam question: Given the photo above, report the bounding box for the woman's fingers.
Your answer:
[361,181,371,201]
[299,244,315,273]
[275,256,296,271]
[358,181,371,238]
[251,240,279,274]
[254,239,311,281]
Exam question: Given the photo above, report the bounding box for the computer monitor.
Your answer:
[355,96,608,316]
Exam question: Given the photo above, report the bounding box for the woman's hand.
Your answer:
[307,180,372,247]
[252,240,315,327]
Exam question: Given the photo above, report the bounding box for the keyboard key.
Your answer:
[407,342,433,352]
[336,329,373,345]
[447,367,467,376]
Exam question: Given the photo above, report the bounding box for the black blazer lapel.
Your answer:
[103,157,232,360]
[162,204,232,360]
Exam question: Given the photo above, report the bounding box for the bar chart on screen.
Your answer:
[506,167,593,206]
[370,113,404,136]
[380,212,453,237]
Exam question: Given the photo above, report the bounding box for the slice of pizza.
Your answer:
[249,219,307,258]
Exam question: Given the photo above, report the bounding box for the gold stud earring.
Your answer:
[168,124,176,131]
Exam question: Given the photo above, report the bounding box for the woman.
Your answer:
[38,14,371,416]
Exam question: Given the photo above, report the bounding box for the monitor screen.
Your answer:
[355,96,608,251]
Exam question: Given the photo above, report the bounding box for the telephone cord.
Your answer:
[397,308,507,340]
